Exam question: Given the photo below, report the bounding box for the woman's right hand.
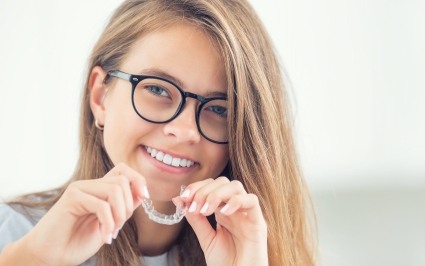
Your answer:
[16,163,149,266]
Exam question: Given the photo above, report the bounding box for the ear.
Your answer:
[89,66,108,126]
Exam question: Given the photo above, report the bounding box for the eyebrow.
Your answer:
[140,68,227,98]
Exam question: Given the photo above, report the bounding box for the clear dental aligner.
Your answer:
[141,186,187,225]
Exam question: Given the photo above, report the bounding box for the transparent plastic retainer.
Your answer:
[141,186,187,225]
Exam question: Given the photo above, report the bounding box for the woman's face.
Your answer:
[98,23,229,201]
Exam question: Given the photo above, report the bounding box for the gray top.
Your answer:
[0,203,172,265]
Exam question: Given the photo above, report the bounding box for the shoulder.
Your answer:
[0,203,35,251]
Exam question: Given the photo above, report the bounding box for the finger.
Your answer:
[187,178,229,213]
[102,174,135,219]
[185,212,216,252]
[215,193,268,243]
[194,179,247,216]
[107,163,150,202]
[102,163,149,207]
[184,177,230,213]
[171,196,184,208]
[66,187,115,244]
[180,178,215,202]
[219,193,263,220]
[117,175,135,218]
[74,181,128,231]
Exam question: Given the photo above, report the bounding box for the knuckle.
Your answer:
[64,184,80,197]
[193,190,207,202]
[116,162,126,169]
[248,193,260,205]
[114,162,129,174]
[230,180,245,190]
[68,180,82,189]
[110,184,122,196]
[98,201,111,215]
[116,175,129,186]
[205,191,219,202]
[216,176,230,183]
[200,178,214,186]
[232,194,244,204]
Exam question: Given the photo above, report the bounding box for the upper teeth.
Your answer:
[145,146,195,167]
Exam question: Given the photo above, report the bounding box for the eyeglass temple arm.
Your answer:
[108,70,132,81]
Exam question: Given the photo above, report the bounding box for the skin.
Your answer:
[0,23,268,265]
[95,23,230,204]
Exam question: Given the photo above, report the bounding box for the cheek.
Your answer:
[102,119,133,164]
[102,104,154,163]
[205,145,229,177]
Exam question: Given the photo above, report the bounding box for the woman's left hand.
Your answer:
[174,176,268,266]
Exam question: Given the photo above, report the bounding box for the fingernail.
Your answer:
[112,229,119,239]
[220,203,230,214]
[172,196,184,207]
[181,189,191,198]
[200,202,209,214]
[188,201,197,213]
[106,234,113,244]
[142,185,150,199]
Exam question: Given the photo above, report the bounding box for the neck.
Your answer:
[133,201,185,256]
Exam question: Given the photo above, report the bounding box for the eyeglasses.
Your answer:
[107,70,229,144]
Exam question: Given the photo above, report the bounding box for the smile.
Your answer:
[145,146,195,168]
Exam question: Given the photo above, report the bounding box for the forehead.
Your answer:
[120,23,227,95]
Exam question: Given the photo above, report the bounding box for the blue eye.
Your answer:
[207,105,227,117]
[146,85,169,97]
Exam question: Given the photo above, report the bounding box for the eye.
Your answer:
[146,85,169,97]
[206,105,227,117]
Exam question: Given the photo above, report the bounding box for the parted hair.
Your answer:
[11,0,316,265]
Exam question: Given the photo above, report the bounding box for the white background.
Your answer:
[0,1,424,265]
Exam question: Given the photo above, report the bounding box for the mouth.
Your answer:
[144,146,196,168]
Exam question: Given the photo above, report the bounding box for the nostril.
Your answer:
[162,117,201,143]
[161,101,202,143]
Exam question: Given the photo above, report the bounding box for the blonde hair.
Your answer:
[12,0,316,265]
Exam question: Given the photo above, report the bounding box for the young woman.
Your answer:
[0,0,315,265]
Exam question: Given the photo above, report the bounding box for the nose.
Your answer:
[162,101,201,144]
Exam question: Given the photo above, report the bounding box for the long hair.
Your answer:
[11,0,316,265]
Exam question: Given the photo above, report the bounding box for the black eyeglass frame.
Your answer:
[107,70,229,144]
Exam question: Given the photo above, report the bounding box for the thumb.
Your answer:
[185,213,216,252]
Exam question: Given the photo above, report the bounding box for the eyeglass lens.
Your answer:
[132,78,228,143]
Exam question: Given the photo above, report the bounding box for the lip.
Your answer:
[141,145,199,174]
